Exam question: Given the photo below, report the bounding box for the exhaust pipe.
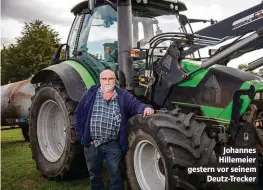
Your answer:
[117,0,133,91]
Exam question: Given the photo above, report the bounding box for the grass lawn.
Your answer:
[1,127,91,190]
[1,127,262,190]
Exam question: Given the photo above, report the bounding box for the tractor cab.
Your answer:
[64,0,190,83]
[54,0,263,104]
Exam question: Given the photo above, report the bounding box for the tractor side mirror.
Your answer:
[179,14,189,27]
[52,43,69,64]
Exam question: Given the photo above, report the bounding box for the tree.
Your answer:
[238,64,248,71]
[1,20,61,85]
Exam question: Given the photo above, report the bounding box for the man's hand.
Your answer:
[143,107,155,116]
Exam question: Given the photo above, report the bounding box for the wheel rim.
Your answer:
[134,140,165,190]
[37,100,66,162]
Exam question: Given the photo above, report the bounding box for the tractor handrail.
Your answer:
[149,32,222,44]
[149,32,223,49]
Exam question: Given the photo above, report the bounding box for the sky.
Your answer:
[1,0,263,69]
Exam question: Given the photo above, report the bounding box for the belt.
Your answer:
[91,138,119,145]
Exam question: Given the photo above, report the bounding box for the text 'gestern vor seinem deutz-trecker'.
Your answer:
[187,146,258,183]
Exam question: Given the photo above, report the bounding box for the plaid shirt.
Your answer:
[90,87,121,147]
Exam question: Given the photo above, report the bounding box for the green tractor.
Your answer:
[29,0,263,189]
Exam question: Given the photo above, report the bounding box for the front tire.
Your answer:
[126,109,220,190]
[29,81,86,179]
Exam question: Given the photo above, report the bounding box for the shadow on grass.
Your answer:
[2,139,28,144]
[1,140,30,149]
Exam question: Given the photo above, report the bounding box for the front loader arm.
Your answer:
[246,57,263,71]
[195,2,263,60]
[195,3,263,39]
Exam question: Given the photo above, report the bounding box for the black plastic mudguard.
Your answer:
[31,63,88,102]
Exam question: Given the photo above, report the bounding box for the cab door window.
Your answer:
[77,5,118,63]
[67,14,84,58]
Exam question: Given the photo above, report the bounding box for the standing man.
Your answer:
[74,69,154,190]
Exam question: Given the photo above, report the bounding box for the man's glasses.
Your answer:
[100,77,115,81]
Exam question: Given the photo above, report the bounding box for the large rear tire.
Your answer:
[126,109,221,190]
[29,81,86,179]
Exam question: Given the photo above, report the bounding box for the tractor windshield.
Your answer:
[132,14,184,47]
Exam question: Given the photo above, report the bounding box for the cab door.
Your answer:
[68,4,118,82]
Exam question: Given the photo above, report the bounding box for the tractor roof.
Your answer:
[71,0,187,17]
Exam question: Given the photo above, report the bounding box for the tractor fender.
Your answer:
[31,62,95,102]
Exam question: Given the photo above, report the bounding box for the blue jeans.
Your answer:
[84,140,125,190]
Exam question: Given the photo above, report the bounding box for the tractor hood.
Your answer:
[166,59,263,121]
[180,59,262,84]
[168,59,262,114]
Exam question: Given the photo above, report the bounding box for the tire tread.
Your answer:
[29,81,86,180]
[126,108,220,190]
